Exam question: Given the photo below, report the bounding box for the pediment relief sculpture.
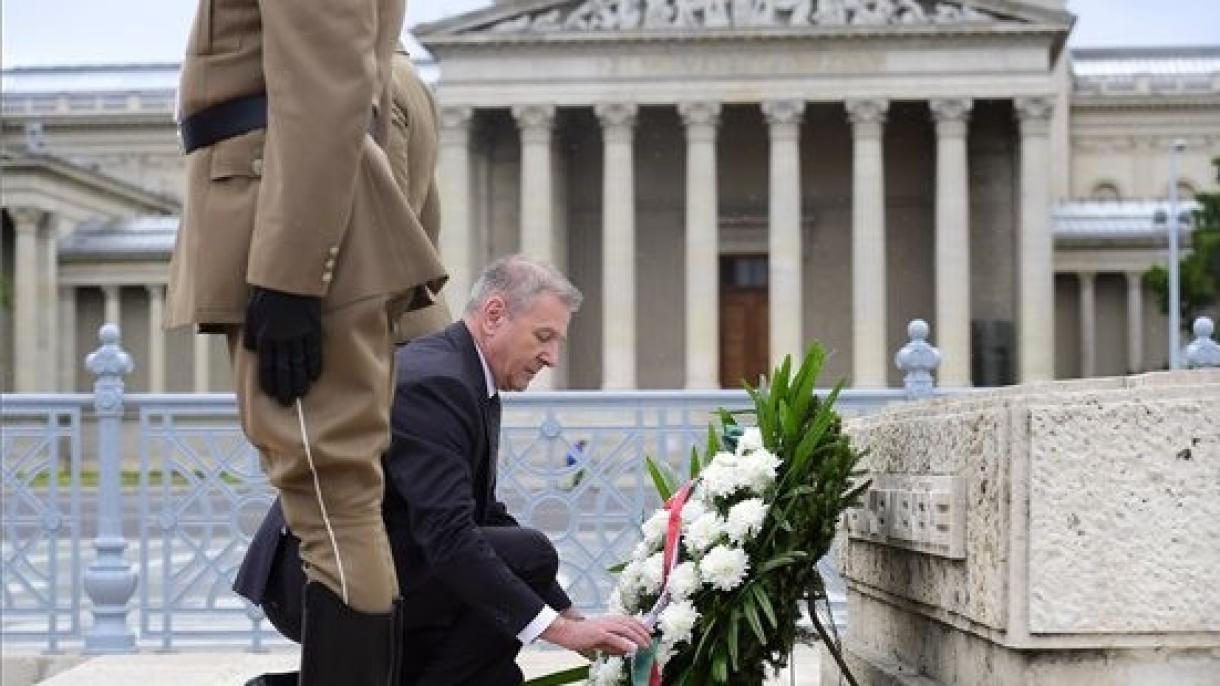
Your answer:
[489,0,998,34]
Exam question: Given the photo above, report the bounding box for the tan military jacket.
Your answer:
[166,0,447,329]
[386,50,453,344]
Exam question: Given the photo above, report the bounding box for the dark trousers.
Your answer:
[400,527,570,686]
[260,526,570,686]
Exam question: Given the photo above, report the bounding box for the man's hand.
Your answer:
[243,286,323,406]
[541,614,651,657]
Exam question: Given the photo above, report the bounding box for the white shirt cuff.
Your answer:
[516,605,559,644]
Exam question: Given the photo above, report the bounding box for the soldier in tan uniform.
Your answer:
[166,2,446,683]
[233,46,453,686]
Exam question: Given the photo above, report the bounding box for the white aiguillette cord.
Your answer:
[296,398,350,606]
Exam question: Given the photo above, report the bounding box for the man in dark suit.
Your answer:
[236,255,650,685]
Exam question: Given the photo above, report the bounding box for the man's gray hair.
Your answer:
[464,254,583,315]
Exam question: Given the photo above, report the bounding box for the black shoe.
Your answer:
[243,672,298,686]
[299,582,401,686]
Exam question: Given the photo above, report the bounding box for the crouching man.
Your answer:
[236,255,650,685]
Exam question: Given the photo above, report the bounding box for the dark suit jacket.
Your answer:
[384,322,564,638]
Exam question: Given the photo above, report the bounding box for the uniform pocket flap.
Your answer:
[209,128,266,180]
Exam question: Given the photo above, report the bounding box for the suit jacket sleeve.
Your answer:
[485,501,519,528]
[485,481,519,528]
[246,0,380,296]
[232,497,288,605]
[387,374,548,638]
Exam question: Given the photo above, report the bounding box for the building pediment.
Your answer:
[417,0,1072,41]
[2,150,180,221]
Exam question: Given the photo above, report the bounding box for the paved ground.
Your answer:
[3,643,822,685]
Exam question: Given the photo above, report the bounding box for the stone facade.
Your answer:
[827,370,1220,685]
[1,1,1218,393]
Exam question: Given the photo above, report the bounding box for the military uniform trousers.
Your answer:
[228,294,399,613]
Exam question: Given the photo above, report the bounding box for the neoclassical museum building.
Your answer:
[2,0,1218,394]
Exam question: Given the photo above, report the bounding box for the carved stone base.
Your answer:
[821,593,1220,686]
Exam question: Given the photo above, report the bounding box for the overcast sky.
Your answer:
[2,0,1216,68]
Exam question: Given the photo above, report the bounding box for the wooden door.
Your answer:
[719,256,769,388]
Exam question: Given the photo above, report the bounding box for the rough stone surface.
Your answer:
[1027,393,1220,634]
[846,408,1010,630]
[825,593,1220,686]
[0,654,87,686]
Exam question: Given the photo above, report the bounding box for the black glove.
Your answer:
[243,286,323,406]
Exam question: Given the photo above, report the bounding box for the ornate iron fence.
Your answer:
[0,395,88,653]
[134,394,278,651]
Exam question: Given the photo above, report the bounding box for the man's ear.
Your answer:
[483,295,507,330]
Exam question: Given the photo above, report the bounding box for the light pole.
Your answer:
[1167,138,1186,369]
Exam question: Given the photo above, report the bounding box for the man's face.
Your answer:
[482,292,571,392]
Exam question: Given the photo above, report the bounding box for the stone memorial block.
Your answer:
[824,370,1220,686]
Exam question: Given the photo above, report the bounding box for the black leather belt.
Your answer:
[180,93,267,154]
[180,93,380,154]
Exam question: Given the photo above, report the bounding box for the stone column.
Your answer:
[930,98,973,387]
[1078,271,1096,378]
[678,101,722,389]
[39,218,60,388]
[595,102,639,389]
[59,286,77,391]
[101,285,121,328]
[847,98,890,388]
[12,208,43,392]
[438,105,474,314]
[1125,271,1144,374]
[762,99,806,369]
[193,335,211,393]
[513,104,558,389]
[513,104,557,263]
[1015,96,1055,382]
[146,284,166,392]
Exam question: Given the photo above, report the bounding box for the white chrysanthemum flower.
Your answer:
[710,450,737,469]
[639,552,665,595]
[699,457,750,500]
[658,600,700,646]
[589,655,625,686]
[724,498,768,543]
[739,448,781,493]
[666,561,701,600]
[617,560,644,608]
[684,511,726,552]
[736,426,764,455]
[642,508,670,548]
[680,498,707,527]
[631,540,654,563]
[655,641,674,668]
[617,581,640,614]
[701,545,750,591]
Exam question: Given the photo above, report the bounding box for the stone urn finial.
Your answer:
[1184,316,1220,369]
[896,319,941,399]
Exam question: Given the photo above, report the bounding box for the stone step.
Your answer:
[4,643,822,686]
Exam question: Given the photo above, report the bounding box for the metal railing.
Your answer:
[0,394,88,653]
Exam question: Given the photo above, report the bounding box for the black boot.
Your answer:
[299,582,401,685]
[243,672,298,686]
